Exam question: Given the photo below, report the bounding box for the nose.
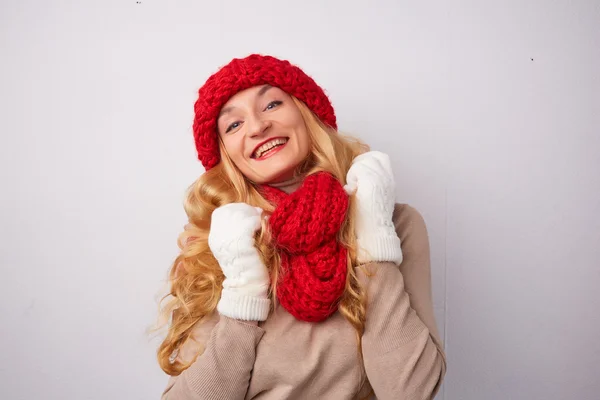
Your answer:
[246,112,271,139]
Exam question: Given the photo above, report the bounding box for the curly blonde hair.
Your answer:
[156,97,370,376]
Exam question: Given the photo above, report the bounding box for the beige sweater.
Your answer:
[162,204,447,399]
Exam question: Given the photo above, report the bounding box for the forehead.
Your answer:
[221,85,287,109]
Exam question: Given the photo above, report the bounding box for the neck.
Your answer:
[268,175,303,194]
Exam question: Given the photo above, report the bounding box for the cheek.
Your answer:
[221,137,247,169]
[221,136,239,156]
[286,113,310,156]
[296,128,311,158]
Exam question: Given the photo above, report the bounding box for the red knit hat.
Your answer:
[192,54,337,170]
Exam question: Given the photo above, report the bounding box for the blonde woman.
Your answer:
[158,54,446,399]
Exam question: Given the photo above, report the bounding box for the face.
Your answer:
[217,85,311,184]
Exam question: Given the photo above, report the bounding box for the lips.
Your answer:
[251,137,289,159]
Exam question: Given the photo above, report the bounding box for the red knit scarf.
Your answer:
[260,172,349,322]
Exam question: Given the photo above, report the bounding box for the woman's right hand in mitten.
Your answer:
[208,203,271,321]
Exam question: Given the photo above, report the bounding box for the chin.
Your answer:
[258,163,297,184]
[266,170,295,184]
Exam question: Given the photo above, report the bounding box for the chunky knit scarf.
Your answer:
[260,172,349,322]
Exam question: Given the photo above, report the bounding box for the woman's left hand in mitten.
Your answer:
[344,151,403,265]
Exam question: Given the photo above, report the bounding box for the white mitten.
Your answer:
[344,151,403,265]
[208,203,271,321]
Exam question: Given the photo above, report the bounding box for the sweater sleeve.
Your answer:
[392,204,445,353]
[161,314,265,400]
[359,205,446,400]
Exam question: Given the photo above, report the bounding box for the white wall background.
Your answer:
[1,1,598,399]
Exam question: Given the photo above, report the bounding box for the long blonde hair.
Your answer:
[157,97,369,376]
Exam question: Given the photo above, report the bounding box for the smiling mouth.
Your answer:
[251,137,289,160]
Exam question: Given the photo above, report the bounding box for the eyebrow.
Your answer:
[218,85,274,118]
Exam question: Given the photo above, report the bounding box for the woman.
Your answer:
[158,54,446,399]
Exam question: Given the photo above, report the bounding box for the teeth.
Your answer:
[254,138,287,158]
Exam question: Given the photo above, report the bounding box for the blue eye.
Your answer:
[226,121,241,133]
[265,100,282,110]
